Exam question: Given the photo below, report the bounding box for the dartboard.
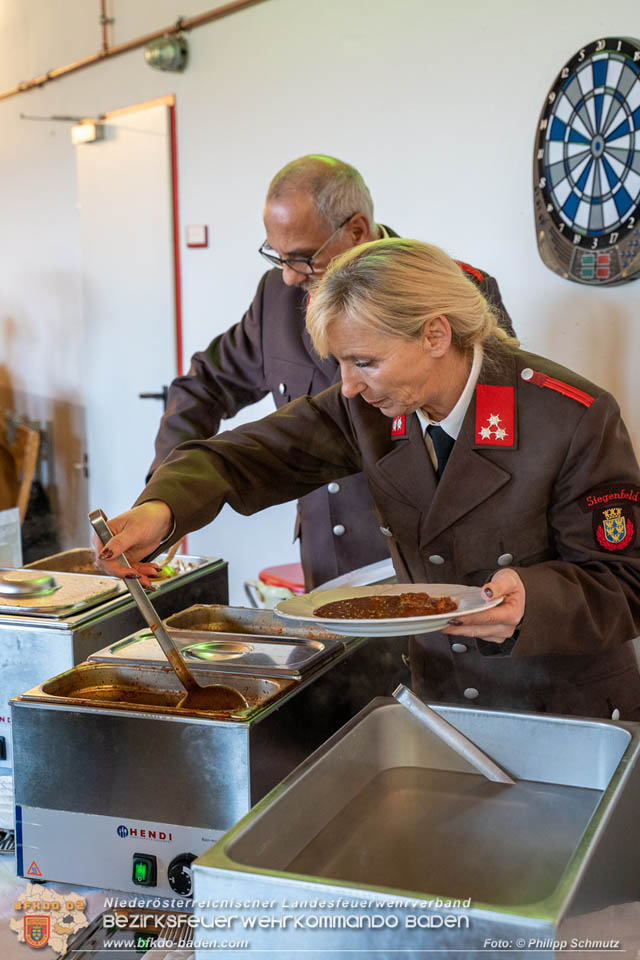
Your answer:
[533,37,640,285]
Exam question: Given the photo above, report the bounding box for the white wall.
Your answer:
[1,0,639,600]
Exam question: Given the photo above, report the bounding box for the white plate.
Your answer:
[274,583,503,637]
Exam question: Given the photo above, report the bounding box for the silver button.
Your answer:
[278,382,287,395]
[463,687,479,700]
[428,554,445,565]
[332,524,346,536]
[497,553,513,566]
[380,526,393,538]
[521,367,533,381]
[451,643,468,654]
[611,708,620,721]
[327,482,340,494]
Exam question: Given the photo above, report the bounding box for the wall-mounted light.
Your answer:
[144,34,188,72]
[71,121,105,145]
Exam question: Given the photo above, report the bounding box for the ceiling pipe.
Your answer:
[0,0,267,103]
[100,0,113,55]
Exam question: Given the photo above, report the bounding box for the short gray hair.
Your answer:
[267,155,374,229]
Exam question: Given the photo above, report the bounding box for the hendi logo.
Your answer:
[116,824,172,842]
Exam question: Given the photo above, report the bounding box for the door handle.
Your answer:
[139,386,169,410]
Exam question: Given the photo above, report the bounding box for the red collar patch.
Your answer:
[391,415,407,438]
[474,385,515,447]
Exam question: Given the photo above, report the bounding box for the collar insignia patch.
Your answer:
[474,385,515,447]
[391,415,407,439]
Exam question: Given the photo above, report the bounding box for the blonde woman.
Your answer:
[97,239,640,719]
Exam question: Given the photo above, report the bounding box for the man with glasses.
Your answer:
[149,154,513,588]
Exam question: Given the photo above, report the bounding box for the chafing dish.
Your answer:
[0,553,227,774]
[193,698,640,957]
[11,608,408,895]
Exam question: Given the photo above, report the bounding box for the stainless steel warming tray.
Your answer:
[88,627,343,679]
[12,622,409,894]
[192,698,640,959]
[164,602,345,638]
[18,661,294,719]
[0,554,228,775]
[26,547,205,581]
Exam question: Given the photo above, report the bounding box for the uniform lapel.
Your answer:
[375,413,438,512]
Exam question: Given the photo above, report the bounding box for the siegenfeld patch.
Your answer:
[581,485,639,552]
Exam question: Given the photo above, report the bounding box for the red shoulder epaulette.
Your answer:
[455,260,484,284]
[520,367,594,408]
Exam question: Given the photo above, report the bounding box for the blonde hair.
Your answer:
[306,238,518,357]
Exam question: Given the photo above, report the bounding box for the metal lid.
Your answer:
[89,628,341,678]
[0,570,123,617]
[0,572,59,598]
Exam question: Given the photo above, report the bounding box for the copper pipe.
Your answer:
[0,0,267,103]
[100,0,110,54]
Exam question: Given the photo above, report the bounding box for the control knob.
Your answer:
[167,853,196,896]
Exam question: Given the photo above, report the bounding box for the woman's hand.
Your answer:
[441,568,526,644]
[92,500,174,588]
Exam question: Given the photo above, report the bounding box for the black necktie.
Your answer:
[427,424,455,480]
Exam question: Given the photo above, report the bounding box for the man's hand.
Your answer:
[92,501,174,588]
[441,568,526,645]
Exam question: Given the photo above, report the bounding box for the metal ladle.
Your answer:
[393,683,515,784]
[89,509,248,712]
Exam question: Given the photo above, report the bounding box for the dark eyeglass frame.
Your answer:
[258,213,356,275]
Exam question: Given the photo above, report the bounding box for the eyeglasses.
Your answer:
[258,213,356,276]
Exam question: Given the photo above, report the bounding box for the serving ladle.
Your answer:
[393,683,514,784]
[89,509,248,712]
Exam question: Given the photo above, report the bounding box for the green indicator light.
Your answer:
[132,852,156,886]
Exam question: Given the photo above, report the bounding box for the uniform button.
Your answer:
[611,708,620,721]
[278,382,287,395]
[497,553,513,566]
[428,554,445,565]
[327,482,340,494]
[463,687,479,700]
[380,526,393,538]
[332,524,346,536]
[520,368,533,381]
[451,643,468,654]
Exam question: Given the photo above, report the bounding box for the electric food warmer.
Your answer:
[11,604,408,896]
[0,551,227,774]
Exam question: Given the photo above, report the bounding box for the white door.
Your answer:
[76,100,178,522]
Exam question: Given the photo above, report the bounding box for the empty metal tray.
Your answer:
[193,698,640,954]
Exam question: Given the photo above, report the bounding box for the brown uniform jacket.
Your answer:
[149,230,514,588]
[140,345,640,718]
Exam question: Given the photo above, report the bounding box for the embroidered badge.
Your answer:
[474,385,515,447]
[391,415,407,438]
[580,485,640,513]
[596,506,635,551]
[24,916,50,949]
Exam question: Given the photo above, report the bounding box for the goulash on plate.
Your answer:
[313,592,457,620]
